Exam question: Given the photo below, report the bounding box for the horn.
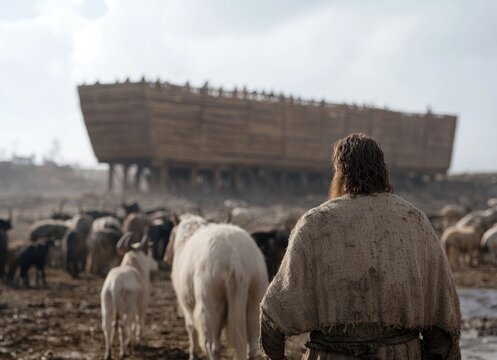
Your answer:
[171,212,180,226]
[141,227,149,245]
[226,208,232,224]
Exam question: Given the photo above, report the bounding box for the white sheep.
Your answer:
[456,208,497,230]
[165,214,268,360]
[100,241,158,360]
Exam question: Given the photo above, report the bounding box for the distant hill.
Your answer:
[0,161,106,195]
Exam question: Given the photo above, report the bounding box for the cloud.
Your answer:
[0,0,495,171]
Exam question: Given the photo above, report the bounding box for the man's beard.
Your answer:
[329,173,345,199]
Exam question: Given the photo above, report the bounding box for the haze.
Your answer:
[1,0,495,172]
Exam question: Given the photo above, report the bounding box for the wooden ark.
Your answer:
[78,79,457,193]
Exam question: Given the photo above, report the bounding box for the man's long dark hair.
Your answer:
[329,133,393,198]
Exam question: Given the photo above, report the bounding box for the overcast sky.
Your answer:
[0,0,495,172]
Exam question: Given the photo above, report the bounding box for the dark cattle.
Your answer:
[82,210,115,220]
[0,217,12,281]
[148,219,174,261]
[61,230,87,278]
[87,229,122,276]
[66,215,93,240]
[6,238,55,287]
[51,212,72,221]
[145,206,169,216]
[251,230,289,280]
[121,202,140,216]
[30,220,68,242]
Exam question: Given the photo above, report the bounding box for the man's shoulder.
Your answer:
[305,193,426,220]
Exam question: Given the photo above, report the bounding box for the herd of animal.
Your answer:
[0,202,291,359]
[4,197,497,359]
[439,197,497,268]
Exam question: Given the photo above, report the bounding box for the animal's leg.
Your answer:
[246,290,261,359]
[102,311,113,360]
[5,261,17,284]
[196,304,222,360]
[448,248,458,269]
[109,317,116,355]
[177,301,184,318]
[41,266,47,286]
[20,265,30,288]
[123,313,133,350]
[136,301,145,344]
[118,314,126,359]
[183,310,200,360]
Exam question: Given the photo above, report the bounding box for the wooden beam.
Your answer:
[108,163,114,193]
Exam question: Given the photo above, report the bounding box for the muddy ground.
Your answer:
[2,266,497,360]
[2,171,497,360]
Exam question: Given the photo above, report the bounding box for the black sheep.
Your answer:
[251,230,289,280]
[6,238,54,287]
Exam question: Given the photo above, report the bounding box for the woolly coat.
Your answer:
[260,193,461,360]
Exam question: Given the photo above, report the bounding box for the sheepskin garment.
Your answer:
[261,193,461,360]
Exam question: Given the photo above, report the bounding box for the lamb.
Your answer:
[6,238,55,287]
[100,238,158,360]
[165,214,268,360]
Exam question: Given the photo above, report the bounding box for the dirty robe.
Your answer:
[260,193,461,360]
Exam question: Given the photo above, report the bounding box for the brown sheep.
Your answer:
[122,213,150,244]
[439,204,468,230]
[441,224,485,268]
